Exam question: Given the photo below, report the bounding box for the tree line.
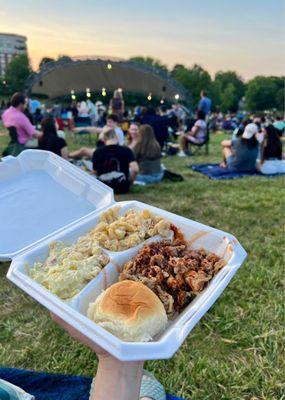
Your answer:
[0,54,284,113]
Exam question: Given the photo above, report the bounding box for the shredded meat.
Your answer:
[119,238,226,318]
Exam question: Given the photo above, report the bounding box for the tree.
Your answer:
[39,57,55,68]
[276,87,284,112]
[212,71,245,112]
[219,83,239,112]
[57,55,72,63]
[129,56,168,73]
[171,64,212,105]
[245,76,282,111]
[4,54,32,93]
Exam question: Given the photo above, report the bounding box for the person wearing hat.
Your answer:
[220,122,259,172]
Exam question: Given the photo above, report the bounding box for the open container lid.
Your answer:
[0,150,114,261]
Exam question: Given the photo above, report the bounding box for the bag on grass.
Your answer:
[98,158,129,194]
[2,126,27,157]
[163,169,184,182]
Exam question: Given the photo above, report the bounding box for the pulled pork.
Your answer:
[119,239,226,317]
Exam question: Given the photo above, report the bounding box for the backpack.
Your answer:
[98,158,130,194]
[163,169,184,182]
[2,127,27,157]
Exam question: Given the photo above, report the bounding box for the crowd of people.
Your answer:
[1,89,284,194]
[0,89,284,400]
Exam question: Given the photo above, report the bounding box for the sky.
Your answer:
[0,0,284,80]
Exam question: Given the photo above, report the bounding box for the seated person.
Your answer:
[220,122,259,172]
[133,124,164,184]
[127,122,140,151]
[72,114,124,145]
[92,129,139,194]
[38,116,68,159]
[179,110,207,156]
[2,92,41,147]
[257,124,285,175]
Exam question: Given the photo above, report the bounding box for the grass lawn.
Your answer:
[0,129,284,400]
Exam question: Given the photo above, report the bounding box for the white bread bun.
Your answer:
[87,280,167,342]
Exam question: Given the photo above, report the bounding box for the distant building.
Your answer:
[0,33,27,76]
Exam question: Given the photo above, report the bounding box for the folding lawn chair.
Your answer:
[189,124,210,155]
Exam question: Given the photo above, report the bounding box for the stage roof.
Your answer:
[27,56,191,105]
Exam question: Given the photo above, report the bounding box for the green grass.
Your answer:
[0,129,284,400]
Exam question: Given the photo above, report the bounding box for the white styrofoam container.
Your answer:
[2,150,247,361]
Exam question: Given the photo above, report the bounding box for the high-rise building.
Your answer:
[0,33,27,76]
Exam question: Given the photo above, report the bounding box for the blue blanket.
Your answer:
[0,368,184,400]
[189,163,284,180]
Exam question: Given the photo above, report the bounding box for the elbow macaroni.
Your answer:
[29,206,172,299]
[88,206,172,251]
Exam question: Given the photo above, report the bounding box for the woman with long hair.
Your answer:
[110,89,125,121]
[39,116,68,159]
[257,124,285,174]
[133,124,164,184]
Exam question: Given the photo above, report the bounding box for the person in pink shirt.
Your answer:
[2,92,41,147]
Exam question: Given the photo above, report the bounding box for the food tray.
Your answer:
[2,151,247,361]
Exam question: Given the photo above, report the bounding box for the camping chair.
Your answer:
[2,127,27,157]
[189,124,210,155]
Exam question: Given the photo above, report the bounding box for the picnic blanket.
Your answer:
[0,368,184,400]
[189,163,285,180]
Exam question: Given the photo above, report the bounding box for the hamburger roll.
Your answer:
[87,280,167,342]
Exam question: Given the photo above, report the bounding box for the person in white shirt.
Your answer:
[70,114,125,159]
[178,110,207,156]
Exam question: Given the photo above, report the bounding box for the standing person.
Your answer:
[133,124,164,184]
[53,101,62,119]
[198,90,212,116]
[2,92,41,148]
[110,89,125,121]
[87,99,97,126]
[38,116,69,159]
[92,129,138,193]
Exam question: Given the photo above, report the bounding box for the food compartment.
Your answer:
[11,201,174,305]
[70,223,239,343]
[87,201,174,253]
[68,232,175,313]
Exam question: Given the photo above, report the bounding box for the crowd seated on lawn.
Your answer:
[1,91,284,180]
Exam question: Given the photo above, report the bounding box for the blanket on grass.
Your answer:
[0,368,184,400]
[189,163,285,180]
